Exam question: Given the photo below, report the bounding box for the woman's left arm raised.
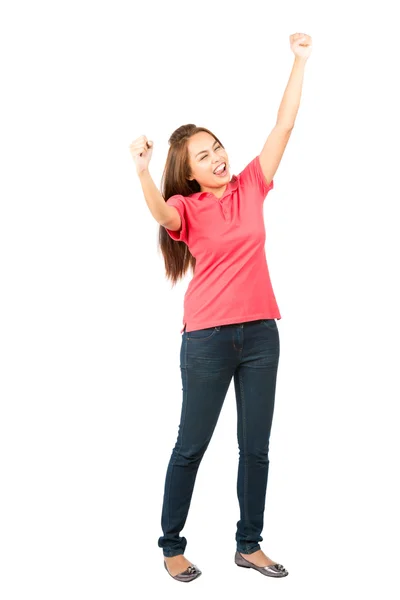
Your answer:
[259,33,313,186]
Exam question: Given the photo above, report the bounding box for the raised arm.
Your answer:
[138,169,178,226]
[130,134,179,227]
[259,34,312,185]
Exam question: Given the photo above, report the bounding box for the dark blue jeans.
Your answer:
[158,318,280,557]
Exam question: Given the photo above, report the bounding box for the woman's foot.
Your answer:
[239,549,278,568]
[235,550,288,577]
[164,554,193,577]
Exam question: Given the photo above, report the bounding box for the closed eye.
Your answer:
[200,145,221,160]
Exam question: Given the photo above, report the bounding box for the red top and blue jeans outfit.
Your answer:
[158,155,281,557]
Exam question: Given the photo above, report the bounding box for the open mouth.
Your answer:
[213,162,227,176]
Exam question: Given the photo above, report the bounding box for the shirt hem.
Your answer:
[181,313,281,333]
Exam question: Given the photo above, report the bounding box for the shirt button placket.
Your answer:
[219,196,229,220]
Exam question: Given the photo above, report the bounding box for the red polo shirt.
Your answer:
[164,154,281,333]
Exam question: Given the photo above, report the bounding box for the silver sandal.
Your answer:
[164,560,202,582]
[235,551,288,577]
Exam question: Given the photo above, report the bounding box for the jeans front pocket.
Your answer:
[261,319,278,331]
[186,326,220,341]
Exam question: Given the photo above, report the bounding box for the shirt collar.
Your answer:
[188,174,239,200]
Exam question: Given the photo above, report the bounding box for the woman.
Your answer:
[130,32,312,582]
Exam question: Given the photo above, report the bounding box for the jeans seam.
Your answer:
[238,369,251,553]
[165,337,188,554]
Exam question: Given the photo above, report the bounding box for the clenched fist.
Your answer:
[129,135,153,174]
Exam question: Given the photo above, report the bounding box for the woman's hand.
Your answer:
[129,135,153,175]
[290,33,312,60]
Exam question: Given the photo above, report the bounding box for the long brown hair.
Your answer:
[158,124,225,287]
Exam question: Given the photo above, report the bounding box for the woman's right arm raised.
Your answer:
[129,135,182,231]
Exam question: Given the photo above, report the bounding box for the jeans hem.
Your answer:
[236,544,261,555]
[162,549,186,558]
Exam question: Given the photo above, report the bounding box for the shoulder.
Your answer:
[166,193,186,206]
[236,155,274,197]
[237,155,262,184]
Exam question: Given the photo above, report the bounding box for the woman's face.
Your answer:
[186,132,230,193]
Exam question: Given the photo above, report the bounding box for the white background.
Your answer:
[1,1,400,598]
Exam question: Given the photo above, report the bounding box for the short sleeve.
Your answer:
[237,155,274,201]
[164,194,188,244]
